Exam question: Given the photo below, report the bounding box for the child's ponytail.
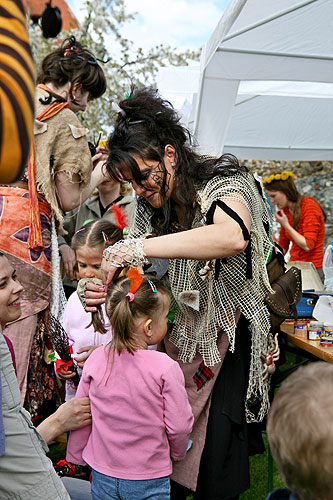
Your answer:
[105,271,169,354]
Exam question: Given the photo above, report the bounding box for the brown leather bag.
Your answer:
[265,255,302,332]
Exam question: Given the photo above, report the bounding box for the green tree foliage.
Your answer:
[29,0,200,139]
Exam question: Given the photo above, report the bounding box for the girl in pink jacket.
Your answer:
[67,270,194,500]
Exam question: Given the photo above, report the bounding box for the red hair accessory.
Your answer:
[101,231,109,245]
[126,267,143,299]
[63,43,80,57]
[111,204,127,230]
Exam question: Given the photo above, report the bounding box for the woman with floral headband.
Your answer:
[0,36,108,422]
[84,87,277,500]
[263,171,326,279]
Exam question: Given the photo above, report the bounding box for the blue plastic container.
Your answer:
[297,292,333,317]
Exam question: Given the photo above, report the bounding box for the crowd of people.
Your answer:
[0,1,330,500]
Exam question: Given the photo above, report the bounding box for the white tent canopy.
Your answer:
[157,0,333,160]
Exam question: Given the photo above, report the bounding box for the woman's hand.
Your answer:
[101,244,131,285]
[36,397,91,444]
[275,209,310,252]
[59,244,77,280]
[74,345,99,368]
[102,239,148,285]
[85,281,107,312]
[92,146,109,169]
[55,397,92,432]
[275,209,290,229]
[57,367,76,380]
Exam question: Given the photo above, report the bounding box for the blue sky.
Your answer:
[67,0,230,52]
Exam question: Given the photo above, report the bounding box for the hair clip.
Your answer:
[147,278,157,293]
[154,111,165,118]
[63,44,80,57]
[112,102,126,117]
[101,231,109,245]
[60,54,99,66]
[126,292,135,302]
[82,219,93,226]
[126,267,143,299]
[127,119,146,126]
[74,227,86,237]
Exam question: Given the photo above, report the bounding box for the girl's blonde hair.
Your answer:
[72,219,123,252]
[104,274,170,354]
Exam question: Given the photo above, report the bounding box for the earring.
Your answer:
[171,164,176,180]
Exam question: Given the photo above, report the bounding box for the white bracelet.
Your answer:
[103,239,149,268]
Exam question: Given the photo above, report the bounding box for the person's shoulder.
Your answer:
[197,171,253,210]
[86,345,108,364]
[302,196,321,208]
[119,194,136,206]
[139,349,174,362]
[35,88,75,121]
[55,107,87,134]
[200,170,251,191]
[139,350,181,373]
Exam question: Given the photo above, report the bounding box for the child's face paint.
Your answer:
[76,245,103,279]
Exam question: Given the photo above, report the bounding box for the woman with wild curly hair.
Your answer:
[84,87,277,500]
[263,172,326,278]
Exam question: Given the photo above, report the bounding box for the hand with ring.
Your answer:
[101,239,148,285]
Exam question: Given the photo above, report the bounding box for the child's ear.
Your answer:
[72,82,82,93]
[143,318,152,336]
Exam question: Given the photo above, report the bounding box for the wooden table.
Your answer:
[280,322,333,363]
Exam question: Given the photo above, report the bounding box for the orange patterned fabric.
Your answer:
[0,187,52,319]
[0,186,51,275]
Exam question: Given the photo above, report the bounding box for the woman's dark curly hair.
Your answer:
[37,36,106,101]
[106,87,247,233]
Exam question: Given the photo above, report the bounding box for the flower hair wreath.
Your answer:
[263,171,294,185]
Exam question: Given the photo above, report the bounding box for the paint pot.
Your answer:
[323,325,333,338]
[308,321,323,341]
[320,337,333,347]
[294,321,308,339]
